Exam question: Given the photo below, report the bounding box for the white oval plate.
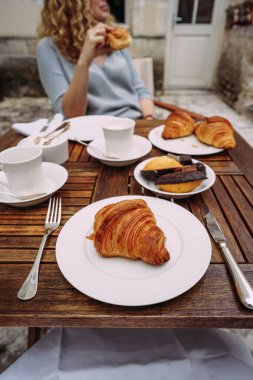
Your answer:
[56,195,212,306]
[134,157,216,200]
[87,135,152,166]
[66,115,117,141]
[0,162,68,207]
[148,125,224,155]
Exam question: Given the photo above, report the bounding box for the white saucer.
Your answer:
[66,115,117,141]
[0,162,68,207]
[148,125,224,156]
[87,135,152,167]
[134,157,216,200]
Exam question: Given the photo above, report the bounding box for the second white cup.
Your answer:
[0,146,44,197]
[102,118,135,157]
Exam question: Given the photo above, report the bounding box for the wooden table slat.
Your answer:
[220,175,253,234]
[0,263,252,328]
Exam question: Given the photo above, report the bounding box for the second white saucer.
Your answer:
[87,135,152,167]
[0,162,68,207]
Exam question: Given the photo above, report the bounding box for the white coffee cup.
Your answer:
[42,135,69,164]
[0,146,44,196]
[102,118,135,157]
[23,133,69,164]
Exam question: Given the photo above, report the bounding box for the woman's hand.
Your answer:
[140,98,155,120]
[78,23,114,66]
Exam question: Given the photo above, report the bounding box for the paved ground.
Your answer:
[0,93,253,374]
[0,97,52,137]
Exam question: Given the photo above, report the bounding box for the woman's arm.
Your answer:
[61,23,114,118]
[61,60,89,118]
[37,41,89,118]
[121,50,155,118]
[37,24,113,118]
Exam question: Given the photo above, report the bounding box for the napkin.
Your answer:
[1,328,253,380]
[12,113,64,136]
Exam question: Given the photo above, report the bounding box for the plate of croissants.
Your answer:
[56,195,212,306]
[134,154,216,200]
[149,111,236,155]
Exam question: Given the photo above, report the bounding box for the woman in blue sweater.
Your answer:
[37,0,154,120]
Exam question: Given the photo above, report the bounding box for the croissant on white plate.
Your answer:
[195,116,236,149]
[162,110,196,139]
[89,199,170,265]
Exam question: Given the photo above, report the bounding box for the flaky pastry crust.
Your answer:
[90,199,170,265]
[105,27,132,50]
[195,116,236,149]
[162,110,196,139]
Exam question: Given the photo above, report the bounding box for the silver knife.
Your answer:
[200,203,253,310]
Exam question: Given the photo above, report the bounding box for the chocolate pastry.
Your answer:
[140,155,207,193]
[156,163,207,193]
[156,164,207,184]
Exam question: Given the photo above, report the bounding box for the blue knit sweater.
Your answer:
[36,37,152,119]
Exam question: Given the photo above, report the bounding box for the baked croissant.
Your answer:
[105,27,132,50]
[90,199,170,265]
[195,116,236,149]
[162,110,196,139]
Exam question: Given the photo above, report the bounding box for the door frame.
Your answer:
[163,0,229,91]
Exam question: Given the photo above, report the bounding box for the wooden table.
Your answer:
[0,120,253,330]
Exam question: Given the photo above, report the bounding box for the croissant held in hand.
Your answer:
[90,199,170,265]
[105,27,132,50]
[162,110,196,139]
[195,116,236,149]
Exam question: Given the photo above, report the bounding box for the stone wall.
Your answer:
[216,26,253,120]
[0,37,43,98]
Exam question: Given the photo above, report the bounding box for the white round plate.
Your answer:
[134,158,216,200]
[0,162,68,207]
[148,125,224,155]
[87,135,152,166]
[56,195,212,306]
[66,115,117,141]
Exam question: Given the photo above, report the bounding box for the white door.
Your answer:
[163,0,229,90]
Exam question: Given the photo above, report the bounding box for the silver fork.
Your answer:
[18,197,62,301]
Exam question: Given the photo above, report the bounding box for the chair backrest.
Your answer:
[132,57,154,97]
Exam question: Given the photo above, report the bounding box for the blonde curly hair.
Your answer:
[38,0,114,63]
